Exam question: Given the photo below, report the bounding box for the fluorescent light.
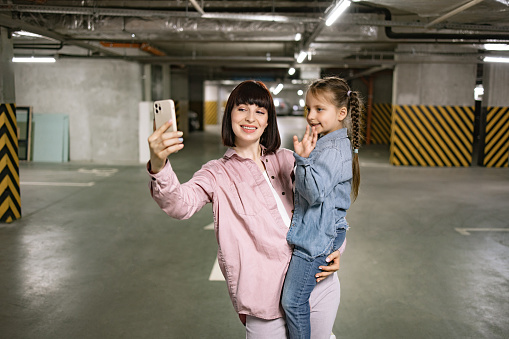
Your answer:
[274,99,280,107]
[484,56,509,63]
[484,44,509,51]
[13,30,44,38]
[299,99,305,107]
[298,90,304,96]
[325,0,351,26]
[288,67,296,75]
[12,57,56,63]
[296,51,307,63]
[294,33,302,41]
[273,83,284,95]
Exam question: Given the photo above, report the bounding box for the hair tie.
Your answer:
[347,90,352,97]
[354,149,359,153]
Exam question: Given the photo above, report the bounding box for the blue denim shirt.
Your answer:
[287,128,352,258]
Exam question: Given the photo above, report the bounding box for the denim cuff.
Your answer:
[293,152,313,166]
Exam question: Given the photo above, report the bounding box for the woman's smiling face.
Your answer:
[231,103,269,147]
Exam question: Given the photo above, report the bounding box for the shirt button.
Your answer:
[271,176,275,179]
[282,192,285,195]
[265,159,268,162]
[151,177,156,181]
[291,210,294,213]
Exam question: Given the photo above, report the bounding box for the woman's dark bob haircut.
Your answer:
[222,80,281,154]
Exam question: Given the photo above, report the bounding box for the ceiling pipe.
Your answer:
[13,41,64,50]
[188,0,205,16]
[373,5,509,41]
[425,0,484,28]
[0,4,317,23]
[0,14,125,58]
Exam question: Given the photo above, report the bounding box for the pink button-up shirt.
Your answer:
[148,147,296,319]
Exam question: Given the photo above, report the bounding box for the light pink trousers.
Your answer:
[245,272,340,339]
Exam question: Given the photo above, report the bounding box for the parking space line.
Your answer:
[455,228,509,235]
[21,182,95,187]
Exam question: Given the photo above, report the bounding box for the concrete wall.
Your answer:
[14,59,142,164]
[393,44,476,106]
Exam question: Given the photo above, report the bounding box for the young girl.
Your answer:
[281,77,363,339]
[147,80,343,338]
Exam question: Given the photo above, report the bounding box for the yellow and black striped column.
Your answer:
[483,106,509,167]
[0,103,21,222]
[390,105,475,166]
[204,101,218,125]
[371,103,392,144]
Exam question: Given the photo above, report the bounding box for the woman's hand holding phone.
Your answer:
[148,120,184,174]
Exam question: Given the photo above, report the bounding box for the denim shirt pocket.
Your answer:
[230,181,257,216]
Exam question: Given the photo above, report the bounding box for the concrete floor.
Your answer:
[1,117,508,339]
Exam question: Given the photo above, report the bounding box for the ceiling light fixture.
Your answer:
[484,56,509,63]
[295,33,302,41]
[484,44,509,51]
[13,30,44,38]
[296,51,307,63]
[288,67,296,75]
[12,57,56,63]
[325,0,351,27]
[273,83,284,95]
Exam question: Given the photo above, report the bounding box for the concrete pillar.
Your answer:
[170,68,189,136]
[393,44,476,106]
[142,64,152,102]
[161,64,171,100]
[479,63,509,167]
[483,63,509,107]
[390,44,477,166]
[189,74,205,131]
[0,27,21,222]
[0,28,15,103]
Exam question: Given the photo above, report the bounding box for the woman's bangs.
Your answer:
[234,82,272,110]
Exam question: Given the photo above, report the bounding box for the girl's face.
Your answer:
[231,103,269,147]
[305,92,347,135]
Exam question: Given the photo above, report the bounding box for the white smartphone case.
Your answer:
[154,99,177,132]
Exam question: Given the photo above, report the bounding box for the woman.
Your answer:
[147,80,343,338]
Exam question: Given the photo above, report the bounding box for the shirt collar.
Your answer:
[224,144,268,160]
[317,128,348,144]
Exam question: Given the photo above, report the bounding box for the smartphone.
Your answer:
[154,99,177,133]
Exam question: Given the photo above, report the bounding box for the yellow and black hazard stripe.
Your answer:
[204,101,218,125]
[0,103,21,222]
[371,103,392,144]
[390,105,475,166]
[483,106,509,168]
